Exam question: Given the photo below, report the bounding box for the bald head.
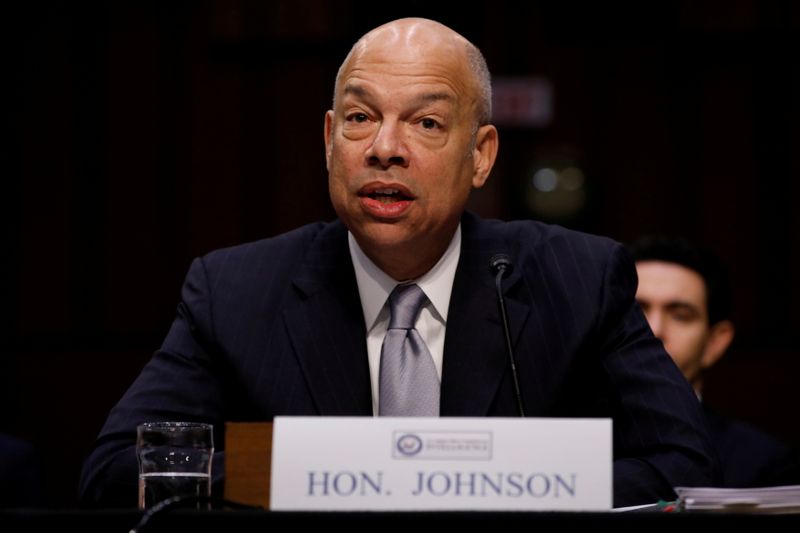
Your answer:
[333,18,492,127]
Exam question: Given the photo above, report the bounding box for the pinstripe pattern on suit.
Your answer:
[79,212,714,507]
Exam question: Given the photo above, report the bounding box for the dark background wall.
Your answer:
[4,0,799,507]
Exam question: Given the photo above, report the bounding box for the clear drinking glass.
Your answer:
[136,421,214,509]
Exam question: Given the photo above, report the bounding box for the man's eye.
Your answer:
[671,310,697,323]
[420,118,439,129]
[348,113,369,123]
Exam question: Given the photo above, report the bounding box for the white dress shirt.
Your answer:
[348,225,461,416]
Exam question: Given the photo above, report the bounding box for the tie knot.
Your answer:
[388,283,427,330]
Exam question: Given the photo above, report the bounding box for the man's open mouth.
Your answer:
[362,188,414,204]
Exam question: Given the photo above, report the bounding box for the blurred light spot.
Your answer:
[492,76,553,127]
[532,168,558,192]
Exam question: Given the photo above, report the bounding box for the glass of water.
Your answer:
[136,421,214,509]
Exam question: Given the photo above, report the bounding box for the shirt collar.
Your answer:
[348,225,461,332]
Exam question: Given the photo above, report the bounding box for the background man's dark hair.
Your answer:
[630,236,732,326]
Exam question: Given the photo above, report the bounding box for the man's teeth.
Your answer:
[365,188,410,203]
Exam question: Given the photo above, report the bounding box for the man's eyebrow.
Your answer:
[342,83,369,98]
[413,92,454,105]
[665,301,701,314]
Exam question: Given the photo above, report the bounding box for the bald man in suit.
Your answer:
[81,18,714,508]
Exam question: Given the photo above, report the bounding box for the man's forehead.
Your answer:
[342,81,455,103]
[344,44,466,79]
[340,21,470,86]
[636,261,708,302]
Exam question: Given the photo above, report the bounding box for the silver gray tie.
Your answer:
[379,283,440,416]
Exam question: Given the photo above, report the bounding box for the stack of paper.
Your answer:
[674,485,800,513]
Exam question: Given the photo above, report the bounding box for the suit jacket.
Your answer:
[704,405,800,488]
[79,213,714,507]
[0,434,45,508]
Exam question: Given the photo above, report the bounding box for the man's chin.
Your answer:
[353,223,416,251]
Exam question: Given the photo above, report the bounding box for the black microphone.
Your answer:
[489,254,526,417]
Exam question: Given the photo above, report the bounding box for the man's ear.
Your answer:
[701,319,735,370]
[324,110,334,170]
[471,124,499,189]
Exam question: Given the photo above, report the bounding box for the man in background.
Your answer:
[632,236,799,487]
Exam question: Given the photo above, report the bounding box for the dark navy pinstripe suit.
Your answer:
[80,212,714,507]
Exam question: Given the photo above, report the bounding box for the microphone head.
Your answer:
[489,254,513,276]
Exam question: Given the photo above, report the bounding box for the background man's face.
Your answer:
[635,260,711,385]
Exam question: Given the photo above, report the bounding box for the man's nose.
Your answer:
[646,311,664,339]
[366,121,409,168]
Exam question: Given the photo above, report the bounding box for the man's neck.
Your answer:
[370,249,441,281]
[357,233,457,281]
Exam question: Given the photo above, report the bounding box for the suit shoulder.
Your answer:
[514,219,617,248]
[200,221,330,267]
[470,215,623,261]
[186,221,344,291]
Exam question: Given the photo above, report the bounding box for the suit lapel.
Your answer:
[278,215,535,417]
[281,222,372,416]
[441,215,531,416]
